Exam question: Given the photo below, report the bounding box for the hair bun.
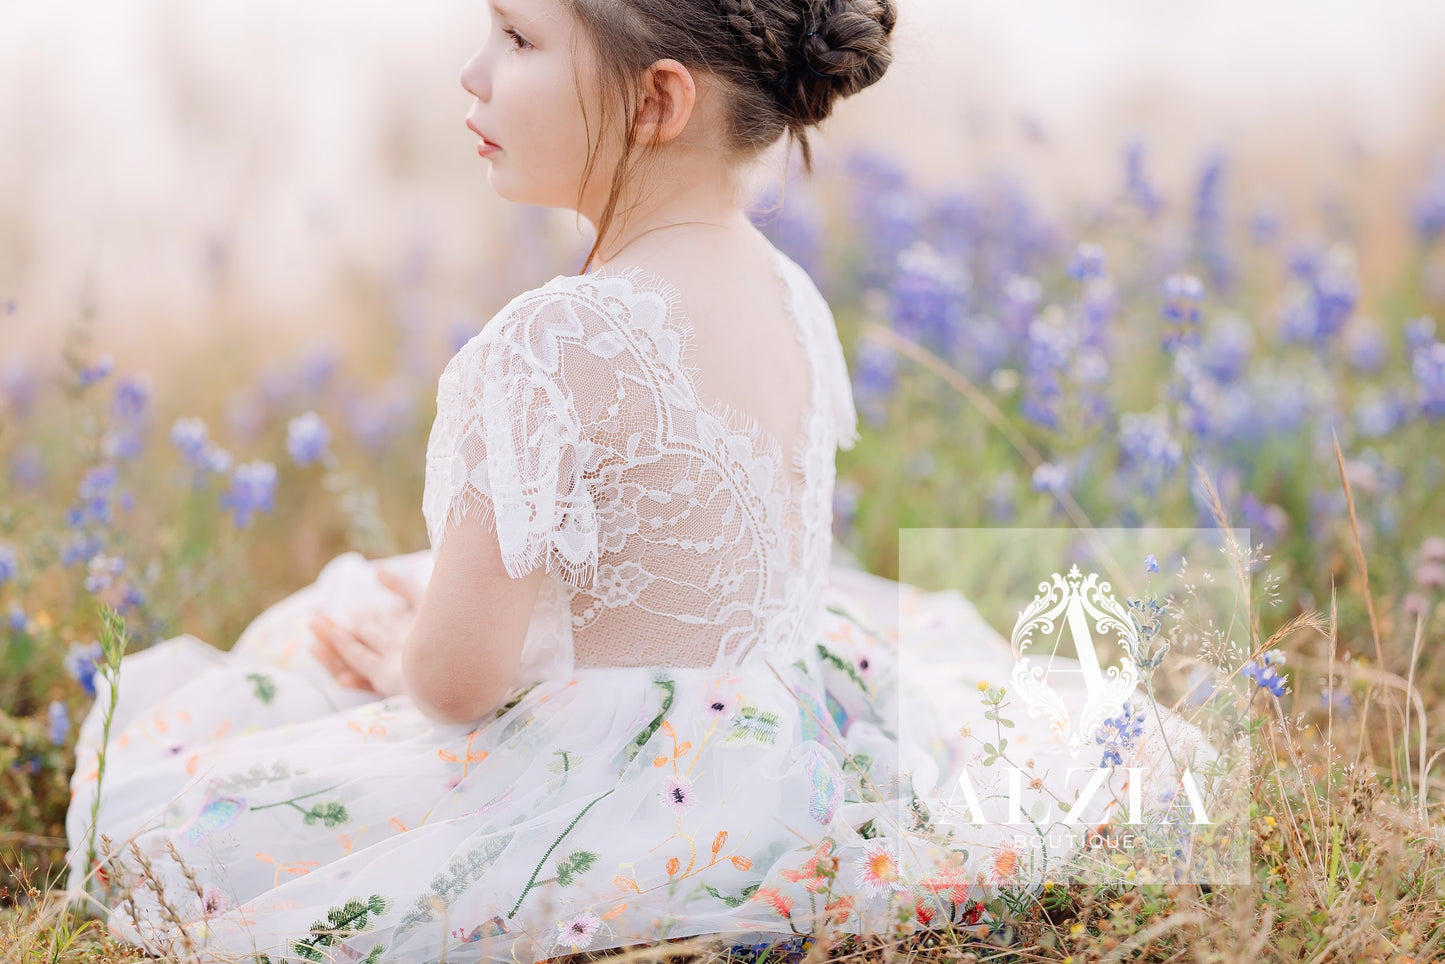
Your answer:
[782,0,897,126]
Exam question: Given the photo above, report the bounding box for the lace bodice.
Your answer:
[421,242,859,672]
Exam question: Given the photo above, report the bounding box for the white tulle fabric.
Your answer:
[422,243,860,674]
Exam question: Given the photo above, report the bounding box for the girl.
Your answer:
[64,0,1221,960]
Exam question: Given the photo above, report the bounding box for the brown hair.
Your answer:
[560,0,898,272]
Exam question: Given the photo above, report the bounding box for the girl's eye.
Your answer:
[504,27,532,51]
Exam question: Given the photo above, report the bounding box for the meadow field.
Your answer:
[4,2,1445,961]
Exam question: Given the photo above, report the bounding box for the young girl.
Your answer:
[64,0,1221,960]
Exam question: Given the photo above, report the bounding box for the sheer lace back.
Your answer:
[422,242,859,672]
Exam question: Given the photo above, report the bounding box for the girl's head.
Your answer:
[460,0,897,271]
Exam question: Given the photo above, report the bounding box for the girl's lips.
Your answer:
[477,139,500,157]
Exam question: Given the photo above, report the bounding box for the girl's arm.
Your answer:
[402,511,546,726]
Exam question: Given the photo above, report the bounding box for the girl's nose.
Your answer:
[459,48,489,101]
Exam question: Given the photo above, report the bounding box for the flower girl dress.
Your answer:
[64,240,1221,963]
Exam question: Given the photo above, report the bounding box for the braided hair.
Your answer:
[560,0,897,269]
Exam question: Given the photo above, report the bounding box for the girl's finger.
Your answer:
[377,568,422,609]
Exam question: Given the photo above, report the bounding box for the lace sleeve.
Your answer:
[422,288,603,590]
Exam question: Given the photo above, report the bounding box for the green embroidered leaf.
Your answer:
[548,749,573,775]
[245,672,276,705]
[724,705,780,747]
[625,676,676,763]
[294,894,389,959]
[815,644,868,693]
[554,849,598,886]
[703,881,761,908]
[855,818,879,840]
[302,800,349,828]
[361,944,386,964]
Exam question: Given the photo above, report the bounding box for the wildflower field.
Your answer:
[3,139,1445,962]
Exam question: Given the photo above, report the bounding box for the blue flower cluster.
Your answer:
[1243,649,1288,697]
[1094,700,1146,769]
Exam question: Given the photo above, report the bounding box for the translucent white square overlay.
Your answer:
[892,527,1254,889]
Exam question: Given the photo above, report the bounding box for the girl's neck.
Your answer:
[589,204,754,270]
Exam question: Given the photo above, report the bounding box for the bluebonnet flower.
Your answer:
[111,376,151,422]
[78,354,114,388]
[1404,316,1436,351]
[0,543,16,585]
[1160,275,1205,353]
[1239,493,1290,546]
[220,460,278,528]
[72,463,119,528]
[750,181,826,280]
[1250,203,1281,246]
[298,347,338,395]
[986,471,1017,522]
[1412,340,1445,420]
[832,479,862,542]
[1345,322,1387,373]
[1198,312,1254,384]
[1021,309,1077,430]
[1031,461,1069,497]
[1319,685,1352,716]
[851,332,896,430]
[84,554,126,594]
[1353,388,1406,438]
[1094,700,1146,768]
[1410,154,1445,244]
[346,382,416,453]
[1183,665,1216,707]
[1193,148,1234,292]
[1000,273,1043,348]
[60,533,105,568]
[9,444,45,489]
[171,416,210,462]
[1145,554,1159,574]
[286,411,332,467]
[888,242,969,362]
[1067,242,1107,282]
[65,640,104,699]
[1242,649,1287,697]
[1122,136,1164,217]
[1118,408,1182,495]
[1279,244,1359,346]
[7,604,26,633]
[48,700,69,746]
[2,359,38,418]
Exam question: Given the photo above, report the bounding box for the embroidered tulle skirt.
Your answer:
[63,549,1221,963]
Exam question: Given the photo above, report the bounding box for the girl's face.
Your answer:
[459,0,611,214]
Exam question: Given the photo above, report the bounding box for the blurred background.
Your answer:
[4,0,1445,367]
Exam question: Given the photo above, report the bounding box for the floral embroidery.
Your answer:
[855,839,905,898]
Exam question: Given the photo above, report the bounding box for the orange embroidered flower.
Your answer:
[917,865,970,904]
[780,839,835,893]
[752,885,794,918]
[823,895,854,925]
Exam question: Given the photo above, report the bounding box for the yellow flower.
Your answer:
[1264,816,1276,827]
[976,680,990,691]
[35,610,53,630]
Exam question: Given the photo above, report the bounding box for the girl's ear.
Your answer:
[633,58,697,146]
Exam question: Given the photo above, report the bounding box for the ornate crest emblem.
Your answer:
[1009,563,1140,758]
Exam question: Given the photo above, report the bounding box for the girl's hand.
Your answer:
[307,564,426,697]
[309,612,409,699]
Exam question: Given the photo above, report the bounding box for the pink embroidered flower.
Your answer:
[658,775,696,814]
[557,910,602,950]
[703,690,739,719]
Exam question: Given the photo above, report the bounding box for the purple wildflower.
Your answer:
[219,461,277,528]
[286,411,332,467]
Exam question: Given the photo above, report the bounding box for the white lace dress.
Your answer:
[63,242,1221,963]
